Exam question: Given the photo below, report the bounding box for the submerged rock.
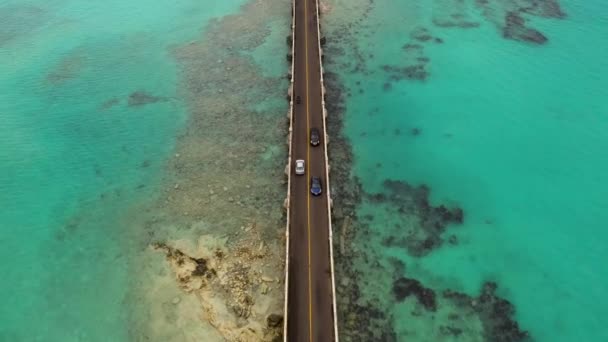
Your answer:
[153,243,216,281]
[266,313,283,328]
[192,257,212,277]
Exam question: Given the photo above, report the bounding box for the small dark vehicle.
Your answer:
[296,95,301,104]
[310,128,320,146]
[310,176,322,196]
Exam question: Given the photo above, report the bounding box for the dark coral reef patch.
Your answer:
[392,277,437,311]
[433,18,480,29]
[444,282,530,342]
[128,91,168,107]
[386,27,439,84]
[322,1,531,341]
[520,0,566,18]
[402,43,423,51]
[382,64,428,81]
[100,98,120,110]
[410,27,435,42]
[474,0,566,45]
[503,11,548,44]
[367,180,464,256]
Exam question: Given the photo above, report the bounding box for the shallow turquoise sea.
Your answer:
[3,0,607,340]
[328,0,608,340]
[0,0,246,340]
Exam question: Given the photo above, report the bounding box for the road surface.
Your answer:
[286,0,336,341]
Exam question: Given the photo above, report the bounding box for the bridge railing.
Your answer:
[314,0,340,340]
[282,0,296,340]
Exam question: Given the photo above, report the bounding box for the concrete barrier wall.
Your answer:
[282,0,296,340]
[314,1,340,341]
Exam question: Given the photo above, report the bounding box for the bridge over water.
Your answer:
[282,0,339,341]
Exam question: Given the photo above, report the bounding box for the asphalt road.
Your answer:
[286,0,336,341]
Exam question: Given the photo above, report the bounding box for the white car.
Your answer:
[295,159,305,175]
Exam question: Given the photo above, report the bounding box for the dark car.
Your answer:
[296,95,301,104]
[310,128,320,146]
[310,176,322,196]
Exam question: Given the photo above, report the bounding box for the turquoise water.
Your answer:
[0,0,247,340]
[3,0,607,340]
[324,0,608,340]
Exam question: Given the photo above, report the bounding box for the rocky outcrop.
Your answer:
[153,228,283,342]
